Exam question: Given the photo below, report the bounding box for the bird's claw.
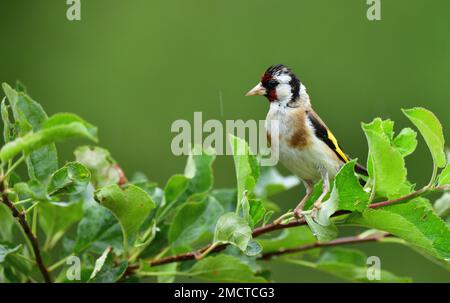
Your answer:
[294,208,304,221]
[311,202,322,220]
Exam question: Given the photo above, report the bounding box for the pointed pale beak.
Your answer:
[245,82,266,96]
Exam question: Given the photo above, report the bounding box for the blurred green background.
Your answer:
[1,0,449,282]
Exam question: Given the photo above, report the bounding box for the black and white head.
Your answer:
[245,64,304,103]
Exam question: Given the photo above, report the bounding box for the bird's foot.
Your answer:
[311,201,322,220]
[294,207,304,221]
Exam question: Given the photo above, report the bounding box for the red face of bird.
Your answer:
[245,64,301,103]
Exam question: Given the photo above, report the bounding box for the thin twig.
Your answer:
[260,233,392,260]
[135,187,435,270]
[0,179,52,283]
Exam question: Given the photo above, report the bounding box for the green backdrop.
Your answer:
[1,0,449,282]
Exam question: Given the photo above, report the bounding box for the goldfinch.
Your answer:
[245,64,367,218]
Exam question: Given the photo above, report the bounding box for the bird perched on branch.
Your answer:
[245,64,367,218]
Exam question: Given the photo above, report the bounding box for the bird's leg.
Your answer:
[311,169,330,219]
[294,180,314,220]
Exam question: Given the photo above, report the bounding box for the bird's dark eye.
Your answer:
[265,80,278,89]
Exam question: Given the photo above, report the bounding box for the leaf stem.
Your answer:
[48,255,71,272]
[4,155,24,179]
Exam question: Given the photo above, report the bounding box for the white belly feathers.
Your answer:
[265,102,342,183]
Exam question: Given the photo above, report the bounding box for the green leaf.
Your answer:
[248,199,266,227]
[1,98,15,143]
[39,201,83,249]
[303,162,368,242]
[230,135,260,205]
[74,186,123,254]
[304,212,338,242]
[184,145,216,195]
[0,114,98,163]
[88,247,128,283]
[347,198,450,260]
[258,226,317,253]
[211,188,237,212]
[245,240,262,256]
[0,242,21,263]
[0,204,15,241]
[438,165,450,187]
[254,167,300,198]
[333,160,370,212]
[362,120,407,197]
[393,128,418,157]
[187,254,266,282]
[163,174,189,205]
[47,162,90,196]
[96,184,156,253]
[240,194,266,228]
[14,180,49,201]
[214,212,252,252]
[44,113,97,140]
[168,198,224,253]
[2,82,58,181]
[402,108,446,168]
[286,248,411,282]
[157,147,216,220]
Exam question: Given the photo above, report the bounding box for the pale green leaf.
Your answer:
[96,184,156,244]
[88,247,128,283]
[304,212,338,242]
[0,115,98,163]
[2,82,58,181]
[438,165,450,187]
[230,135,259,204]
[254,167,300,198]
[214,212,252,252]
[362,120,407,197]
[184,145,215,195]
[393,128,418,157]
[333,160,370,212]
[402,107,446,168]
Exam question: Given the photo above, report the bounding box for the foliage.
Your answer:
[0,84,449,283]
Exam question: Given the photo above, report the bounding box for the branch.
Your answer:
[260,233,392,260]
[0,179,52,283]
[126,186,437,274]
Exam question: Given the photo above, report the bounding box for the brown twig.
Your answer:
[0,179,52,283]
[260,233,392,260]
[124,186,436,275]
[150,188,427,266]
